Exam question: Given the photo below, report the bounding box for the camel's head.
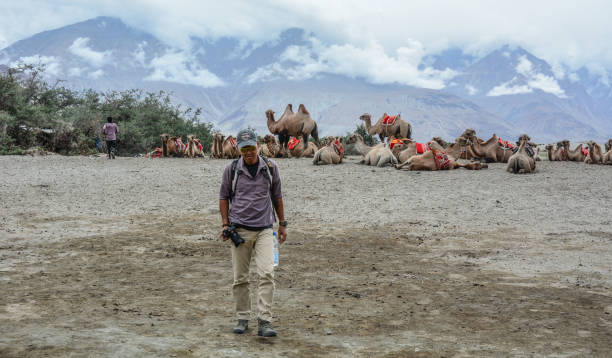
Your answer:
[346,133,363,144]
[161,133,169,142]
[263,134,276,144]
[461,128,477,139]
[517,134,531,144]
[456,136,472,146]
[605,139,612,152]
[431,136,448,147]
[187,134,195,143]
[359,113,371,121]
[545,144,554,151]
[265,109,275,120]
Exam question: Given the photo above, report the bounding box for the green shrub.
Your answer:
[0,65,216,155]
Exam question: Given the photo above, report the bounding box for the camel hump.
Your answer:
[284,104,294,113]
[298,104,309,115]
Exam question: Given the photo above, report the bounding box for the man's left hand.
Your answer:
[277,225,287,244]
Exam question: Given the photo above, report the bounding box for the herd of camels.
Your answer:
[150,104,612,174]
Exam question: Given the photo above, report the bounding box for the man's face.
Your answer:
[240,145,258,165]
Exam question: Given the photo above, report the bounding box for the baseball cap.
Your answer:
[236,129,257,149]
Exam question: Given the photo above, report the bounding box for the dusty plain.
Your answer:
[1,154,611,357]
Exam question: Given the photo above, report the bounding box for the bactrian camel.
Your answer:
[259,134,282,158]
[266,104,320,157]
[222,135,239,159]
[210,133,224,159]
[395,149,487,171]
[507,138,535,174]
[545,144,566,161]
[313,138,343,165]
[584,141,603,164]
[287,136,318,158]
[359,113,412,144]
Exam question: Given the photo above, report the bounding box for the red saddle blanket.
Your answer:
[382,115,396,125]
[498,138,514,149]
[433,150,450,170]
[288,137,300,150]
[389,139,402,150]
[197,142,203,151]
[145,147,163,158]
[581,147,589,157]
[333,140,344,157]
[175,138,187,152]
[416,142,431,154]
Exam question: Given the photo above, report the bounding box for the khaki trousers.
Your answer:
[231,227,275,321]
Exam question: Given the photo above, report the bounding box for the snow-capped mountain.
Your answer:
[443,45,610,140]
[1,16,610,142]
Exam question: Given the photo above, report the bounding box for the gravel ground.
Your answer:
[1,154,611,357]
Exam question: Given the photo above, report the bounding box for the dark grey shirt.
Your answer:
[219,157,282,227]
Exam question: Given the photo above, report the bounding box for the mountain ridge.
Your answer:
[1,16,610,142]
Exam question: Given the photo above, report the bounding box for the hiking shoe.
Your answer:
[232,320,248,334]
[257,318,277,337]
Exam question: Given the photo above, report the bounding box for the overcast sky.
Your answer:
[1,0,611,75]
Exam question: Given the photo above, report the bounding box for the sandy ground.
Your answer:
[1,154,611,357]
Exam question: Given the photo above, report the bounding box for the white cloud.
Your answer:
[133,41,147,66]
[248,38,456,89]
[488,55,566,97]
[68,67,83,77]
[11,55,62,77]
[515,56,533,76]
[568,72,580,83]
[144,50,225,87]
[68,37,112,67]
[2,1,612,85]
[527,73,566,97]
[488,80,533,96]
[465,84,478,95]
[88,69,104,79]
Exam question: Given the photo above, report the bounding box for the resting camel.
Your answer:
[605,139,612,153]
[160,134,186,157]
[362,145,398,167]
[395,149,487,171]
[266,104,320,157]
[359,113,412,144]
[259,134,281,158]
[222,135,239,159]
[584,141,603,164]
[545,144,566,161]
[563,141,588,162]
[185,135,204,158]
[431,136,451,149]
[394,139,446,163]
[507,138,535,174]
[346,133,382,156]
[603,147,612,165]
[210,133,224,159]
[312,138,344,165]
[469,133,513,162]
[287,136,318,158]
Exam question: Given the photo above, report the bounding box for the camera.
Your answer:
[223,225,245,247]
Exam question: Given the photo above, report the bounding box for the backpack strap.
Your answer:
[229,159,240,203]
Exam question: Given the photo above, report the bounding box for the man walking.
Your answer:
[102,116,118,159]
[219,128,287,337]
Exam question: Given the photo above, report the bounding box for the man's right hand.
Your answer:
[219,225,230,241]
